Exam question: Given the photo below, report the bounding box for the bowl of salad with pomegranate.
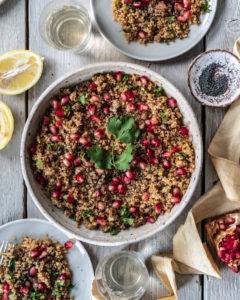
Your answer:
[21,62,202,246]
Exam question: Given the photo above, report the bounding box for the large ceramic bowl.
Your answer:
[21,62,203,246]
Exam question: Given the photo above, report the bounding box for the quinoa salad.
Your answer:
[0,238,74,300]
[29,72,195,235]
[112,0,210,44]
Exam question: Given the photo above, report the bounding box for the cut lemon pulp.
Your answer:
[0,101,14,150]
[0,50,44,95]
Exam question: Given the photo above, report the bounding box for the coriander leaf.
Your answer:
[82,209,94,218]
[122,217,134,225]
[114,144,133,171]
[167,16,176,23]
[8,259,15,272]
[160,110,168,123]
[78,95,88,105]
[107,225,120,235]
[202,1,211,12]
[107,116,140,144]
[175,152,187,158]
[35,159,43,170]
[64,104,72,117]
[122,74,129,82]
[86,145,113,169]
[120,204,135,226]
[154,86,166,96]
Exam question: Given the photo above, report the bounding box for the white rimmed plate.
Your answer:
[91,0,218,61]
[0,219,94,300]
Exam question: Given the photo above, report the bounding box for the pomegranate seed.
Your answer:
[219,223,227,230]
[36,175,47,186]
[138,103,148,111]
[138,31,146,39]
[69,133,80,142]
[121,90,135,101]
[179,126,189,136]
[177,10,192,22]
[30,247,41,258]
[55,107,64,117]
[91,95,100,102]
[171,196,181,204]
[154,204,162,214]
[126,103,135,112]
[52,190,61,199]
[103,93,111,101]
[79,136,89,145]
[51,135,61,142]
[167,97,177,108]
[125,170,136,180]
[142,192,150,201]
[94,128,105,139]
[151,138,161,147]
[225,216,235,225]
[90,115,100,123]
[29,144,37,156]
[142,0,150,3]
[113,200,122,209]
[87,104,97,115]
[235,225,240,234]
[96,216,107,226]
[147,216,155,223]
[42,116,50,126]
[3,282,10,293]
[59,273,69,280]
[108,183,117,192]
[230,266,239,273]
[133,1,142,8]
[149,157,159,165]
[67,194,75,204]
[140,76,148,86]
[115,71,123,81]
[139,161,146,170]
[49,125,58,135]
[176,167,187,176]
[150,117,158,125]
[162,151,171,158]
[63,158,71,168]
[94,189,102,198]
[162,160,172,169]
[117,184,126,194]
[51,99,60,110]
[123,176,131,184]
[24,281,32,288]
[124,0,133,3]
[75,173,85,183]
[130,207,138,213]
[175,3,184,11]
[172,187,181,197]
[61,95,70,105]
[29,266,37,277]
[55,119,62,128]
[55,180,62,191]
[64,240,74,249]
[97,202,106,211]
[183,0,191,9]
[103,106,110,114]
[73,157,81,166]
[20,287,29,294]
[142,139,150,147]
[171,146,181,153]
[112,177,122,184]
[146,124,155,132]
[37,283,47,291]
[65,152,74,162]
[146,148,154,157]
[88,82,97,91]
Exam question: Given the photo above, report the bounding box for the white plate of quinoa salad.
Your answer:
[21,62,202,246]
[91,0,217,61]
[0,219,94,300]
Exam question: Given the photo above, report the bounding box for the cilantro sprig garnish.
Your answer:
[107,116,141,144]
[120,204,134,226]
[202,1,211,13]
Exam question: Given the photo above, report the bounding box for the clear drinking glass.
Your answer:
[39,0,92,54]
[95,251,149,300]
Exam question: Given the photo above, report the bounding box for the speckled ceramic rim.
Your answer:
[188,49,240,107]
[21,62,203,246]
[90,0,217,62]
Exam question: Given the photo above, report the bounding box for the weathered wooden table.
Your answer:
[0,0,239,299]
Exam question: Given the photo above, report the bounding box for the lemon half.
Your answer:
[0,50,44,95]
[0,101,14,150]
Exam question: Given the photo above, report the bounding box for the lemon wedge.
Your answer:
[0,101,14,150]
[0,50,44,95]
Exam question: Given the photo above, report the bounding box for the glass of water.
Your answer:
[95,251,149,300]
[39,0,92,54]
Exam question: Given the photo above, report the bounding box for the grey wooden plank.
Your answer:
[0,0,26,225]
[27,1,203,299]
[204,1,240,300]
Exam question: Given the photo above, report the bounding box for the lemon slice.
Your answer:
[0,101,14,150]
[0,50,44,95]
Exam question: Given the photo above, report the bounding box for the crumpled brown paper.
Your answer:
[92,39,240,300]
[151,38,240,300]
